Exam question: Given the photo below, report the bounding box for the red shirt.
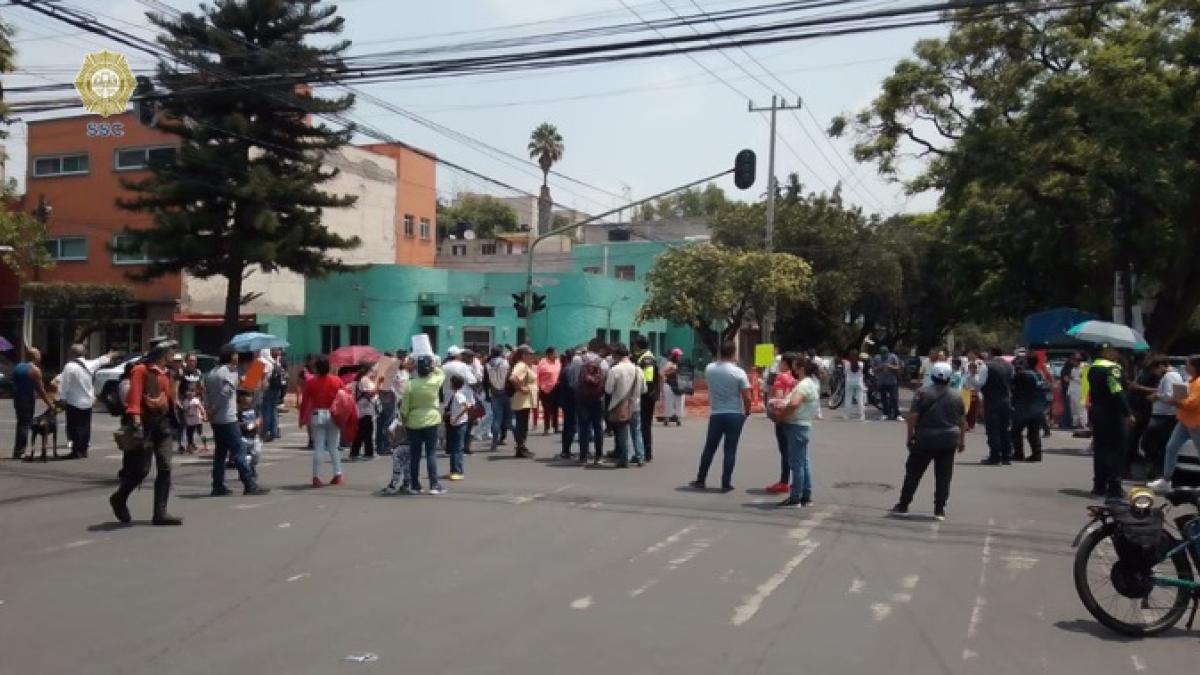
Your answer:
[125,364,174,417]
[300,374,344,426]
[772,371,797,399]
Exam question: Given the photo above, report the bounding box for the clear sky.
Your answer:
[1,0,944,216]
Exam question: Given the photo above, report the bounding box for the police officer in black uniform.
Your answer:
[1088,346,1133,497]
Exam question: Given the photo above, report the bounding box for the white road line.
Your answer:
[632,524,698,561]
[730,507,837,626]
[630,580,659,598]
[570,596,593,610]
[891,593,913,604]
[930,522,942,541]
[871,602,893,622]
[720,569,735,583]
[668,537,717,570]
[901,574,920,590]
[43,539,94,553]
[1002,552,1039,578]
[278,522,291,529]
[286,573,310,583]
[1130,654,1147,672]
[849,578,866,594]
[552,484,576,494]
[232,502,267,510]
[962,520,997,661]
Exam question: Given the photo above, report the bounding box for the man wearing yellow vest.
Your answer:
[1087,346,1132,497]
[633,336,660,462]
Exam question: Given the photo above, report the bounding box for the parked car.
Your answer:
[94,353,216,413]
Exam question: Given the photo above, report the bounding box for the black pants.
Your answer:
[774,423,790,484]
[879,385,900,420]
[898,443,956,510]
[640,399,655,461]
[576,399,605,461]
[1141,415,1174,480]
[351,416,375,458]
[560,398,576,456]
[115,419,175,517]
[65,404,93,457]
[541,395,560,433]
[1125,413,1151,475]
[1092,417,1125,497]
[13,396,34,458]
[513,408,531,451]
[1011,410,1042,460]
[984,398,1013,462]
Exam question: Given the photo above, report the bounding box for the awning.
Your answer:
[172,312,257,326]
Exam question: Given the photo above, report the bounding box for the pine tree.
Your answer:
[118,0,360,339]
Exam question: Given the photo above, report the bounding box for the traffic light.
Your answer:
[532,293,547,314]
[512,293,527,318]
[733,149,757,190]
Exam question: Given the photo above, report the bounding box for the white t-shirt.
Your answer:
[448,390,469,427]
[442,359,478,405]
[355,379,379,417]
[1154,369,1185,417]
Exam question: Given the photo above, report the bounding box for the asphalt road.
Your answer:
[1,402,1196,674]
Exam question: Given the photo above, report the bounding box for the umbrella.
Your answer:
[329,345,382,371]
[1066,320,1150,351]
[227,331,289,353]
[0,336,12,352]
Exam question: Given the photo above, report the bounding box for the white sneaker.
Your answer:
[1146,478,1171,493]
[383,483,401,495]
[429,486,447,495]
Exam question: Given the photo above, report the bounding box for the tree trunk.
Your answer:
[222,262,244,343]
[1145,269,1200,351]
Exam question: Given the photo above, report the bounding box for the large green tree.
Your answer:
[637,242,813,355]
[438,195,519,240]
[0,20,51,278]
[833,1,1200,350]
[119,0,360,339]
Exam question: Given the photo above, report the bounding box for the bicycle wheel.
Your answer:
[1073,523,1192,637]
[828,371,845,409]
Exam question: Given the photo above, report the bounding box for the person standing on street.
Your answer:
[964,350,984,431]
[509,345,537,459]
[299,356,344,487]
[441,347,478,454]
[1088,347,1132,497]
[841,350,867,422]
[572,339,610,464]
[262,348,286,442]
[1068,353,1088,430]
[537,347,561,435]
[662,348,686,426]
[557,348,578,459]
[59,344,117,460]
[605,344,647,467]
[772,357,821,508]
[402,355,446,494]
[1010,357,1046,462]
[349,364,379,461]
[632,336,659,461]
[690,341,753,493]
[1141,357,1181,480]
[204,346,267,497]
[766,352,797,494]
[1124,352,1161,478]
[978,347,1015,465]
[890,362,965,521]
[109,338,184,526]
[872,346,903,421]
[12,347,56,460]
[486,347,512,449]
[1147,356,1200,493]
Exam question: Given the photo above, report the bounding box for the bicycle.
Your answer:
[827,360,880,411]
[1072,487,1200,636]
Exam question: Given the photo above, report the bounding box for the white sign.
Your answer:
[411,334,433,357]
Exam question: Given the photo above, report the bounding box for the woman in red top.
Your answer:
[766,352,798,494]
[300,356,345,487]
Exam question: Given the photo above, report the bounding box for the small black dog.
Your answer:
[25,409,59,462]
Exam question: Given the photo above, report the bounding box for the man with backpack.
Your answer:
[632,336,660,462]
[572,338,609,465]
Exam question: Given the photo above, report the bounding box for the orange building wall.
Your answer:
[360,143,437,267]
[24,112,180,303]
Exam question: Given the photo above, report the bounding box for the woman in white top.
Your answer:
[350,363,379,460]
[1068,354,1088,429]
[841,350,866,421]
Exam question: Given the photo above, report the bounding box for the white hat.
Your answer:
[447,345,462,357]
[930,362,953,383]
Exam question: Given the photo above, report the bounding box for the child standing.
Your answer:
[237,390,262,481]
[183,385,207,454]
[446,374,470,480]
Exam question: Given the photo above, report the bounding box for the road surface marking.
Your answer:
[630,580,659,598]
[552,484,576,494]
[286,573,310,583]
[962,520,996,661]
[1002,552,1039,578]
[43,539,94,553]
[849,578,866,594]
[570,596,593,610]
[730,507,837,626]
[901,574,920,589]
[278,522,291,529]
[668,537,717,570]
[891,593,913,604]
[633,524,698,560]
[1130,655,1147,672]
[871,603,893,622]
[233,503,265,510]
[720,569,735,583]
[930,522,942,541]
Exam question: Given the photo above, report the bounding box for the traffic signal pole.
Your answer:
[523,167,738,336]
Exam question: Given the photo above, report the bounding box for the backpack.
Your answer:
[105,375,127,417]
[576,361,605,403]
[1109,499,1169,572]
[269,362,287,392]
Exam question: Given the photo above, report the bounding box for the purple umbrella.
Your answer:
[0,336,12,352]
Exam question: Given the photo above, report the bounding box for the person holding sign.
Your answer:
[1147,356,1200,492]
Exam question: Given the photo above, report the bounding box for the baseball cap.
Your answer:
[930,362,954,383]
[447,345,462,357]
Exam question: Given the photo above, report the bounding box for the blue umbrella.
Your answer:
[227,332,289,352]
[1066,320,1150,352]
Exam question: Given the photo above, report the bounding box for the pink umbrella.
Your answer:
[329,345,382,372]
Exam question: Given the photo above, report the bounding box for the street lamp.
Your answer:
[606,295,631,336]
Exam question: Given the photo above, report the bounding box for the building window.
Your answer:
[111,234,152,265]
[608,330,620,345]
[114,146,176,171]
[403,214,415,238]
[463,328,491,355]
[450,244,467,256]
[461,305,495,318]
[614,265,636,281]
[420,304,439,317]
[320,325,341,354]
[44,236,87,261]
[582,266,600,275]
[421,325,438,354]
[32,153,89,177]
[595,329,607,343]
[419,218,431,240]
[481,243,497,255]
[348,324,370,346]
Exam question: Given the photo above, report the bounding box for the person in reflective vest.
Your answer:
[633,336,659,462]
[1087,347,1132,497]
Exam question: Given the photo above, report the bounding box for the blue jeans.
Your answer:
[448,423,467,475]
[576,399,605,461]
[211,422,255,491]
[261,388,279,441]
[408,426,441,489]
[696,413,746,488]
[490,394,512,444]
[309,412,342,479]
[614,411,646,464]
[783,424,813,501]
[1163,422,1200,480]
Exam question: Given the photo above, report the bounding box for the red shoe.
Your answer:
[766,482,790,494]
[311,477,323,488]
[330,474,344,486]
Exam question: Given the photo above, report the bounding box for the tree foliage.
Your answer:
[21,282,133,342]
[119,0,360,339]
[0,23,51,278]
[527,122,564,183]
[0,20,13,138]
[646,183,728,220]
[833,0,1200,350]
[637,243,813,355]
[438,195,520,240]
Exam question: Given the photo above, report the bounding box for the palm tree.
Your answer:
[528,123,564,233]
